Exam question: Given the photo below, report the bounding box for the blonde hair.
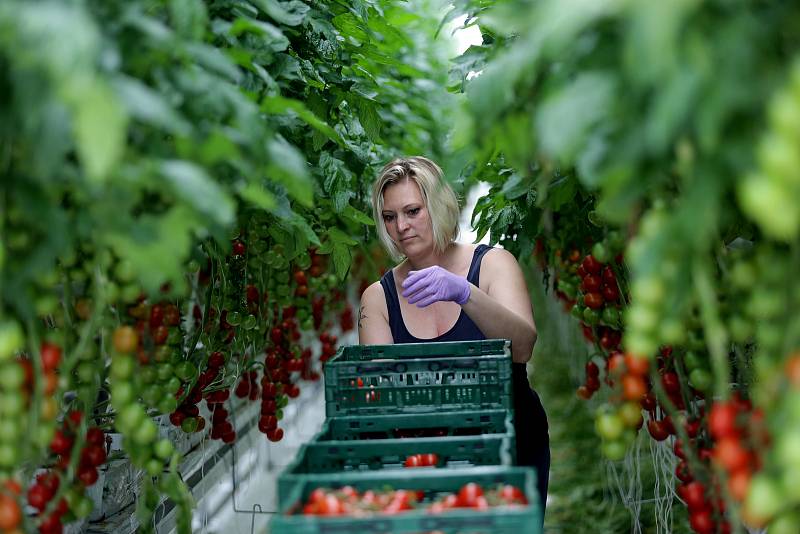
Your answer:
[372,156,460,260]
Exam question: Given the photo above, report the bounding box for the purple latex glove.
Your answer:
[401,266,471,307]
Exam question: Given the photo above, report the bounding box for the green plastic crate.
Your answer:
[318,409,512,441]
[269,465,541,534]
[324,340,513,417]
[277,433,515,503]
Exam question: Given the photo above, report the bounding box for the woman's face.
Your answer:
[381,178,431,257]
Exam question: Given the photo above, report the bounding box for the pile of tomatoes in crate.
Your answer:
[296,482,528,516]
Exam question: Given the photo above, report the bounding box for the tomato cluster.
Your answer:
[403,453,439,468]
[295,482,528,516]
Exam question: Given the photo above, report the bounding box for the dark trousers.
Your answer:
[512,363,550,526]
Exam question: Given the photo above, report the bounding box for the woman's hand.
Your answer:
[401,266,471,307]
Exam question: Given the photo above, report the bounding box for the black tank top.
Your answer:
[380,244,493,343]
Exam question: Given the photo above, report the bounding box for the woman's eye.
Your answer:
[383,214,395,222]
[408,208,420,216]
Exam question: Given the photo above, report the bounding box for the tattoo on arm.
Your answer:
[358,306,367,330]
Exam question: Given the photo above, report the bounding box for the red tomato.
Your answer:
[624,353,649,376]
[421,453,439,467]
[86,427,106,448]
[714,436,750,472]
[661,372,680,394]
[78,466,99,487]
[404,454,422,468]
[50,429,73,456]
[576,385,593,400]
[681,481,707,511]
[317,494,344,515]
[581,255,602,275]
[0,493,21,530]
[27,484,49,511]
[498,484,527,504]
[584,292,604,309]
[40,342,62,372]
[457,483,484,507]
[585,361,600,378]
[601,284,619,302]
[708,402,739,439]
[112,326,139,354]
[675,460,693,483]
[689,508,715,534]
[601,265,616,285]
[581,275,602,293]
[727,468,751,502]
[82,445,107,468]
[622,374,648,401]
[647,420,670,442]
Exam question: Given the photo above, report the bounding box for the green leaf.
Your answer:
[536,72,616,164]
[289,214,321,246]
[327,227,358,246]
[356,98,381,142]
[341,203,375,226]
[169,0,208,40]
[228,17,289,51]
[266,137,313,206]
[251,0,309,26]
[331,242,352,281]
[106,207,196,295]
[238,182,276,211]
[185,42,241,82]
[112,76,191,135]
[160,160,235,226]
[500,172,530,200]
[262,95,345,147]
[73,82,128,183]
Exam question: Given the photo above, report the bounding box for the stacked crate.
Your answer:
[270,339,542,533]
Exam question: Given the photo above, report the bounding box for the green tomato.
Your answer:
[111,382,135,407]
[181,417,198,433]
[744,474,782,524]
[601,307,620,327]
[0,321,24,361]
[0,362,24,389]
[117,404,146,434]
[591,242,610,264]
[0,443,19,468]
[175,362,198,381]
[0,417,21,442]
[156,363,174,382]
[595,412,624,441]
[154,438,175,460]
[115,260,136,283]
[659,318,685,345]
[601,440,627,461]
[682,351,705,371]
[688,368,712,392]
[133,419,158,445]
[0,392,25,415]
[140,366,157,384]
[158,396,178,415]
[583,307,600,325]
[72,495,94,519]
[142,385,163,407]
[145,458,163,477]
[631,277,665,307]
[241,314,257,330]
[76,361,96,384]
[164,376,182,395]
[226,311,242,326]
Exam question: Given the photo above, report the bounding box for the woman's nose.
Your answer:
[396,215,410,231]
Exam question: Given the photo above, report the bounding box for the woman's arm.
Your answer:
[461,249,537,363]
[358,281,394,345]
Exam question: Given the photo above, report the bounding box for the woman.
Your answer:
[358,156,550,520]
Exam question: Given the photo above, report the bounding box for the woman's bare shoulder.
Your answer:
[481,247,522,281]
